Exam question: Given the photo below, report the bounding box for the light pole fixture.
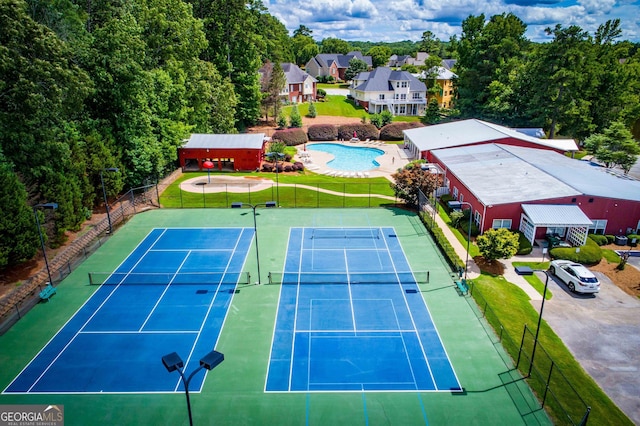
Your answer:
[459,201,473,281]
[231,201,276,284]
[162,350,224,426]
[265,152,285,206]
[100,167,119,234]
[528,270,551,377]
[33,203,58,285]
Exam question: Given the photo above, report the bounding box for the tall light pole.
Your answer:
[162,350,224,426]
[459,201,473,280]
[529,270,551,377]
[100,167,119,234]
[33,203,58,285]
[265,152,285,206]
[231,201,276,284]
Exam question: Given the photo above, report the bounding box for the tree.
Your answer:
[422,99,441,124]
[476,228,519,263]
[289,105,302,128]
[292,34,318,66]
[0,154,39,269]
[307,102,317,118]
[293,25,312,38]
[321,37,350,54]
[344,58,369,81]
[390,163,441,207]
[367,45,392,68]
[583,122,640,173]
[419,31,441,55]
[260,61,286,122]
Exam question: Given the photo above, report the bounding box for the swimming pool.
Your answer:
[307,143,384,171]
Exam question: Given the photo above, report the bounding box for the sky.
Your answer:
[263,0,640,43]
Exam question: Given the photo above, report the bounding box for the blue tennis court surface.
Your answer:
[5,228,252,394]
[266,227,461,392]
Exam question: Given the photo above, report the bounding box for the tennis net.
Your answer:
[267,271,429,285]
[88,271,251,286]
[310,227,381,239]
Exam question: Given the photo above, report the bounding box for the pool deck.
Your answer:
[298,141,411,180]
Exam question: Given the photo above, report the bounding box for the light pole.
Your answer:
[265,152,285,206]
[100,167,119,234]
[162,350,224,426]
[231,201,276,284]
[33,203,58,285]
[528,270,551,377]
[459,201,473,280]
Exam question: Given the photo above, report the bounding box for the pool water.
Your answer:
[307,143,384,171]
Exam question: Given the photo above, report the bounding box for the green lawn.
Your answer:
[512,261,553,299]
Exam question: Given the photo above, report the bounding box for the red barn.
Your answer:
[178,133,266,172]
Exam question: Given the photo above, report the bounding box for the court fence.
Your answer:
[267,271,431,286]
[0,181,164,335]
[159,181,398,208]
[415,187,590,425]
[470,285,591,425]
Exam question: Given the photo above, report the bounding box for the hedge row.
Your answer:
[379,122,425,140]
[337,124,379,141]
[419,211,465,271]
[550,237,602,265]
[307,124,338,141]
[271,128,308,146]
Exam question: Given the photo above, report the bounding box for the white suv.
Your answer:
[549,260,600,294]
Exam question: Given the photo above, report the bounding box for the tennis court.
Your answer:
[0,208,549,425]
[266,227,460,392]
[5,228,252,393]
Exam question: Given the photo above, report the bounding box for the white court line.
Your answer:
[287,230,305,392]
[345,249,357,332]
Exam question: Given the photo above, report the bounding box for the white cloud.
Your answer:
[263,0,640,42]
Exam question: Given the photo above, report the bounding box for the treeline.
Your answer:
[0,0,292,269]
[1,1,639,271]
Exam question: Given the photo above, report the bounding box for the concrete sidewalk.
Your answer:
[430,207,542,301]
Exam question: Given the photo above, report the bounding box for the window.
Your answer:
[412,93,421,99]
[474,211,482,227]
[588,198,594,203]
[399,105,406,114]
[402,81,408,88]
[589,219,607,235]
[396,82,400,88]
[571,198,577,203]
[452,187,458,199]
[379,94,385,100]
[400,94,406,100]
[492,219,512,229]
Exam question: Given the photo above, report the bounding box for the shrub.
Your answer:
[627,234,639,245]
[307,102,317,118]
[588,234,608,246]
[276,112,287,129]
[289,106,302,128]
[316,88,327,98]
[370,114,383,129]
[292,162,305,171]
[308,124,338,141]
[271,128,308,146]
[337,123,379,141]
[379,122,426,140]
[380,110,393,127]
[261,163,274,172]
[516,231,532,255]
[605,234,615,244]
[460,220,480,237]
[549,237,602,265]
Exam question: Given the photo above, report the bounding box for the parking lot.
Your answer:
[532,270,640,424]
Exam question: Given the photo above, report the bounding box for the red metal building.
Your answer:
[178,133,266,172]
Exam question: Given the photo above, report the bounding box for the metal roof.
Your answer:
[433,144,581,205]
[501,145,640,202]
[184,134,265,150]
[403,119,578,152]
[354,67,426,92]
[433,143,640,205]
[521,204,593,226]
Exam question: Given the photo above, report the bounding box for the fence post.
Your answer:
[202,184,206,208]
[131,190,137,214]
[516,324,528,369]
[542,361,554,407]
[225,185,229,208]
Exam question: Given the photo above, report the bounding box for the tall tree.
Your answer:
[292,34,318,66]
[344,58,369,81]
[0,153,40,269]
[419,31,441,55]
[455,13,528,122]
[583,122,640,173]
[260,61,286,122]
[321,37,350,54]
[293,25,312,38]
[367,45,392,68]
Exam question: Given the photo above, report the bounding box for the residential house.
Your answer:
[349,67,427,116]
[305,51,372,81]
[281,63,316,103]
[420,67,457,109]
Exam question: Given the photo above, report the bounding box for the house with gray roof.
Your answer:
[305,51,372,82]
[281,63,316,103]
[349,67,427,116]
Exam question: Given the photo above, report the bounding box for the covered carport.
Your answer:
[519,204,593,246]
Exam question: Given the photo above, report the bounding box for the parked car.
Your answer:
[548,260,600,294]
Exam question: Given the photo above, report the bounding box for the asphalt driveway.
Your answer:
[531,270,640,424]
